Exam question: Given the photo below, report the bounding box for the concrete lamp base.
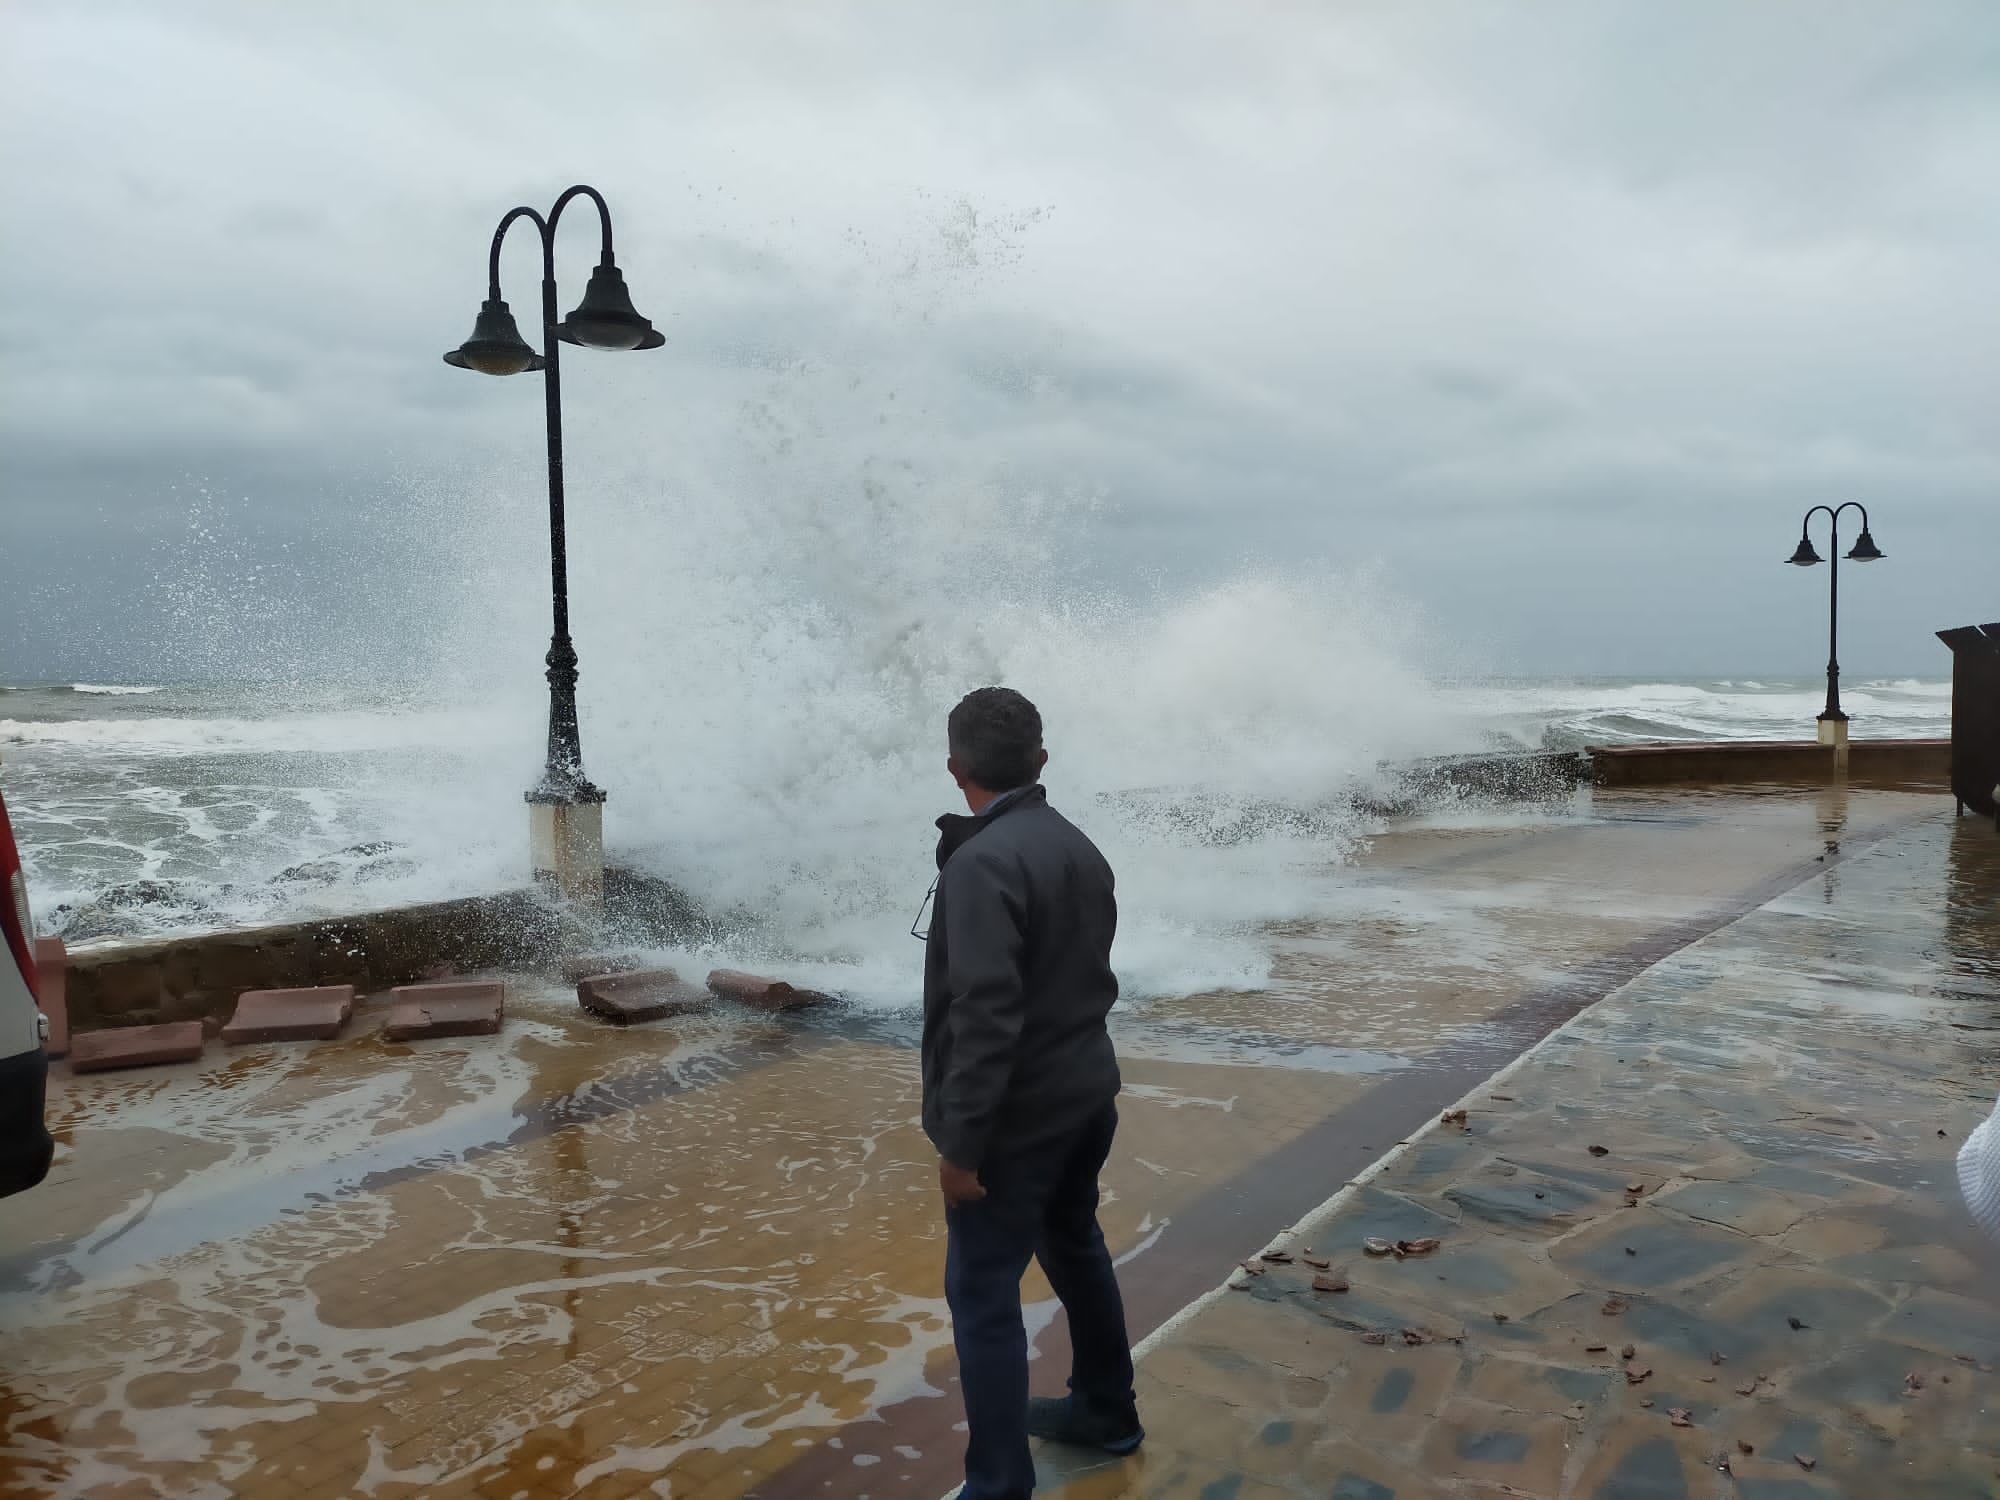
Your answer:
[1817,714,1851,773]
[530,800,605,908]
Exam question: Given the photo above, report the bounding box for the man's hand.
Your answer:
[939,1158,986,1207]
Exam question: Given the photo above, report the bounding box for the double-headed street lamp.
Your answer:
[1786,503,1884,739]
[445,184,662,901]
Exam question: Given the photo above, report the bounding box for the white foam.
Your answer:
[1,707,501,755]
[1442,677,1949,748]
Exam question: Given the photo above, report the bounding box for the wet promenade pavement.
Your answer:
[0,787,1983,1498]
[1039,812,2000,1499]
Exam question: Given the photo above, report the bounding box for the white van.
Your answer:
[1,779,53,1198]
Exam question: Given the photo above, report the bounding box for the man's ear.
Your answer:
[1035,748,1050,776]
[947,755,969,790]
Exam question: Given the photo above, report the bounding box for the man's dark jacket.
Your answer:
[922,783,1121,1172]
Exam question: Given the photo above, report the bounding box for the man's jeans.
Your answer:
[945,1104,1136,1500]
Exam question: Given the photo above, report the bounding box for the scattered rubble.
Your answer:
[384,980,503,1042]
[70,1021,204,1074]
[705,969,834,1012]
[222,985,355,1044]
[577,968,710,1024]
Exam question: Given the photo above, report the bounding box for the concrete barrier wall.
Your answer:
[61,863,706,1035]
[58,750,1946,1032]
[63,891,576,1035]
[1587,738,1951,788]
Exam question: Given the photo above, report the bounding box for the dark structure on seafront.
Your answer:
[443,185,664,902]
[1786,503,1884,732]
[1937,622,2000,822]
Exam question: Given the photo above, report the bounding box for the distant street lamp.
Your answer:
[1786,503,1885,741]
[445,184,663,901]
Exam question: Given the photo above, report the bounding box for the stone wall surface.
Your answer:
[62,863,709,1034]
[63,891,574,1034]
[1588,738,1949,788]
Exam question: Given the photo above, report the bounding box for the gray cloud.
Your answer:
[2,0,1994,684]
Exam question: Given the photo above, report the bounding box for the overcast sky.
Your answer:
[2,0,1994,683]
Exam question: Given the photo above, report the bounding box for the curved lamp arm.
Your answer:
[548,184,617,265]
[1798,501,1871,537]
[487,205,551,299]
[483,184,619,298]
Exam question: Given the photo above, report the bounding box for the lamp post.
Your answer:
[1786,503,1885,758]
[444,185,662,903]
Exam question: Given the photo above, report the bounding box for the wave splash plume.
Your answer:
[0,206,1949,999]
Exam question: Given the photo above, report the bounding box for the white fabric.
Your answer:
[1962,1091,2000,1241]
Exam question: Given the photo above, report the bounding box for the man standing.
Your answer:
[923,687,1141,1500]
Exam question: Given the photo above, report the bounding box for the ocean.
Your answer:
[0,672,1948,1001]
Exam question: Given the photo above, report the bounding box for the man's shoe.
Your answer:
[1025,1395,1144,1455]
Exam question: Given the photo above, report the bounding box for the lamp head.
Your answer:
[558,261,665,351]
[1845,527,1884,562]
[1786,536,1824,567]
[443,298,545,375]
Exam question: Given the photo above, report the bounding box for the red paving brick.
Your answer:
[383,981,505,1042]
[221,985,356,1044]
[576,968,711,1024]
[705,969,832,1013]
[69,1020,205,1073]
[34,936,68,1058]
[557,951,644,985]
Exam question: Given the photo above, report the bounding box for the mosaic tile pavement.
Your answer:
[1036,813,2000,1499]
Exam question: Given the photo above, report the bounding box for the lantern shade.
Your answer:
[557,262,664,351]
[1845,527,1884,562]
[1786,536,1823,566]
[443,298,545,375]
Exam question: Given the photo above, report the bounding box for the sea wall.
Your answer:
[63,892,572,1035]
[1587,738,1951,788]
[63,866,704,1035]
[60,745,1949,1032]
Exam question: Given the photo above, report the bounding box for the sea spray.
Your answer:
[371,273,1475,1002]
[1,203,1951,990]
